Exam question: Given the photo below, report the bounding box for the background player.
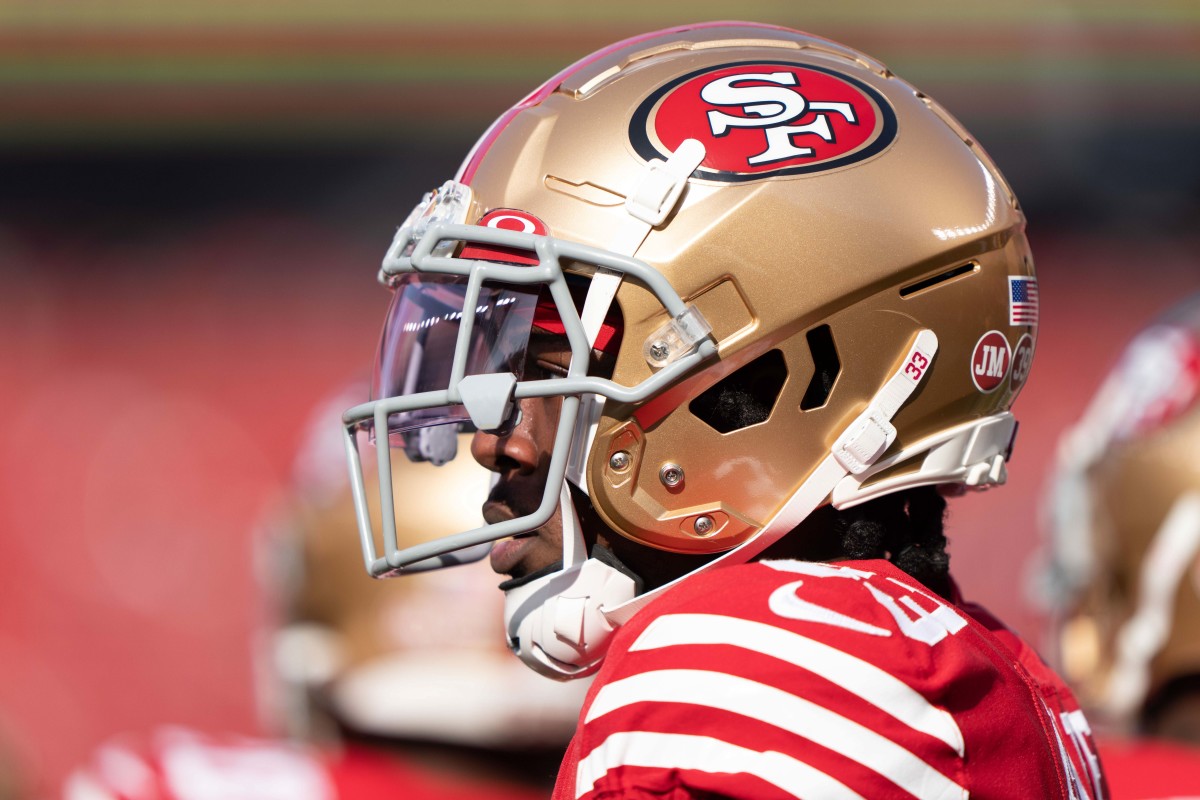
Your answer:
[1043,294,1200,797]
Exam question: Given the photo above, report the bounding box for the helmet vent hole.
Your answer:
[801,325,841,411]
[899,262,979,298]
[689,349,787,433]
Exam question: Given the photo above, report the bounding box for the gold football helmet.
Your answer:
[1045,295,1200,736]
[343,22,1037,678]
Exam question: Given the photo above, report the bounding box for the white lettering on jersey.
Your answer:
[864,579,968,647]
[1060,710,1106,800]
[762,561,968,647]
[1040,700,1090,800]
[699,72,857,165]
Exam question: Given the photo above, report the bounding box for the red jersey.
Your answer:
[64,727,545,800]
[554,559,1107,799]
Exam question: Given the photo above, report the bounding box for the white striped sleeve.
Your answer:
[585,668,965,800]
[629,613,964,755]
[575,731,866,800]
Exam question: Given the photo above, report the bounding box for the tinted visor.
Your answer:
[357,272,570,572]
[372,274,541,440]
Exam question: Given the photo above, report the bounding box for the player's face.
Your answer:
[471,333,573,581]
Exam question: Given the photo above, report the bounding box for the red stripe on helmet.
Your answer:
[532,296,620,354]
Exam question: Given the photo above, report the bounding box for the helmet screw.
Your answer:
[693,516,715,536]
[609,451,631,471]
[659,463,684,488]
[649,341,670,362]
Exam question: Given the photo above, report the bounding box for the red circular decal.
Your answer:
[630,61,896,181]
[971,331,1012,393]
[476,209,547,235]
[459,208,548,265]
[1010,333,1035,393]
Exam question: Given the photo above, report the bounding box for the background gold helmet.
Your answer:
[343,21,1037,677]
[1044,295,1200,740]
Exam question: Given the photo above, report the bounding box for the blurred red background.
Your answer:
[1,2,1198,796]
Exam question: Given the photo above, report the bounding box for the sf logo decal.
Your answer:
[701,71,857,165]
[630,61,897,182]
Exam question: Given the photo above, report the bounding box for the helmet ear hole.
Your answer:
[689,349,787,433]
[801,324,841,411]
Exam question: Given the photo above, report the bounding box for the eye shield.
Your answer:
[372,275,541,461]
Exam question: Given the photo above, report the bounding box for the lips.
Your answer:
[482,499,536,576]
[489,534,538,577]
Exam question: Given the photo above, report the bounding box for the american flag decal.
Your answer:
[1009,276,1039,326]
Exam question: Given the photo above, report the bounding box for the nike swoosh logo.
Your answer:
[768,580,891,637]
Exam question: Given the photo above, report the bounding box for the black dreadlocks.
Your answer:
[759,486,953,599]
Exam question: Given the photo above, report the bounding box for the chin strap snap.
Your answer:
[500,482,639,679]
[503,558,638,679]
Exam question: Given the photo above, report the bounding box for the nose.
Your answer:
[470,398,541,475]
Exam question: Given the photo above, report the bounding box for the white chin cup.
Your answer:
[502,557,637,680]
